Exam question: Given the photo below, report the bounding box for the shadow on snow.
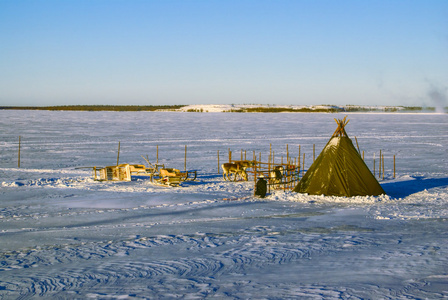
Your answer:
[381,176,448,198]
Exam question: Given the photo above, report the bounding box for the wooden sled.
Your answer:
[140,155,197,186]
[94,164,132,181]
[153,168,184,187]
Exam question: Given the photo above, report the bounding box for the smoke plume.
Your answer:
[428,84,447,113]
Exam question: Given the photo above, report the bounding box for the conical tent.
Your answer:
[294,117,385,197]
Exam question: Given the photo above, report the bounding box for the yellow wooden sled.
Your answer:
[154,168,186,187]
[93,164,131,181]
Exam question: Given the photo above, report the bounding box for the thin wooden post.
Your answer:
[302,153,305,177]
[253,151,256,182]
[245,150,247,161]
[286,144,289,160]
[362,150,364,161]
[378,150,382,178]
[241,149,243,161]
[287,162,291,190]
[253,157,258,196]
[373,153,376,177]
[259,152,261,162]
[294,157,297,183]
[296,163,299,185]
[393,155,396,178]
[117,141,120,165]
[18,136,21,168]
[355,136,360,153]
[268,152,271,194]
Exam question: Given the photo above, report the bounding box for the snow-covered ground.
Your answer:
[0,110,447,299]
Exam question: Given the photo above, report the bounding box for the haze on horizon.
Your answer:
[0,0,447,108]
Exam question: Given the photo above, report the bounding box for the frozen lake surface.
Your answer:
[1,110,447,299]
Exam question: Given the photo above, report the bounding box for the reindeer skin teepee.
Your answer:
[294,117,385,197]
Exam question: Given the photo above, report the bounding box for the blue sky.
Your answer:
[0,0,447,107]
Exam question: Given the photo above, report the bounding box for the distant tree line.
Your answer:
[0,105,187,111]
[0,104,439,113]
[344,106,436,112]
[224,107,343,113]
[223,106,429,113]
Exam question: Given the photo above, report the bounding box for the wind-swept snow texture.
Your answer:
[1,110,447,299]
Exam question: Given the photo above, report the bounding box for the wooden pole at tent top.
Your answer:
[18,136,21,168]
[117,142,120,165]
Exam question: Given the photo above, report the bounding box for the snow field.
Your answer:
[0,110,447,299]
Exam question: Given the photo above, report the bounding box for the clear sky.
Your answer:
[0,0,447,107]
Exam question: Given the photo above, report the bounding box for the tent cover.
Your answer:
[293,118,385,197]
